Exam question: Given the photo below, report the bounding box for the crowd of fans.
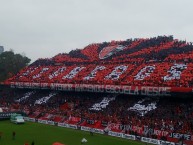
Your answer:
[5,36,193,88]
[1,36,193,144]
[1,88,193,138]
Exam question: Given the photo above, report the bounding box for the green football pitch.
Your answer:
[0,120,150,145]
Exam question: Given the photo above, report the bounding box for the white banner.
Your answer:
[108,131,123,138]
[81,126,91,132]
[141,137,175,145]
[24,117,35,122]
[38,119,48,124]
[67,124,77,129]
[94,128,104,134]
[58,122,68,128]
[122,134,136,140]
[47,121,55,125]
[57,122,77,129]
[81,126,104,134]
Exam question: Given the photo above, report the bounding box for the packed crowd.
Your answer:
[0,88,193,137]
[5,62,193,87]
[1,36,193,144]
[5,36,193,88]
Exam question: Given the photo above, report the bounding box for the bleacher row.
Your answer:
[2,36,193,144]
[1,90,193,137]
[6,62,193,87]
[5,36,193,88]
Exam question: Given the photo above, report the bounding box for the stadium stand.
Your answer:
[1,90,193,143]
[1,36,193,144]
[5,36,193,90]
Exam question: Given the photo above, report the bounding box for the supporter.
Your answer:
[1,88,193,135]
[31,141,35,145]
[12,131,16,140]
[0,132,2,139]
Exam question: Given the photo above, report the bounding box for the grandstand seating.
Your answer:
[1,36,193,144]
[5,36,193,90]
[1,89,193,136]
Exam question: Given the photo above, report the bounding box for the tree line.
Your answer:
[0,50,31,82]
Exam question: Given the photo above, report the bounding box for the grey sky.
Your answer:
[0,0,193,62]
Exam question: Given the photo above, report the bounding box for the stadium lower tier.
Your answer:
[0,88,193,144]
